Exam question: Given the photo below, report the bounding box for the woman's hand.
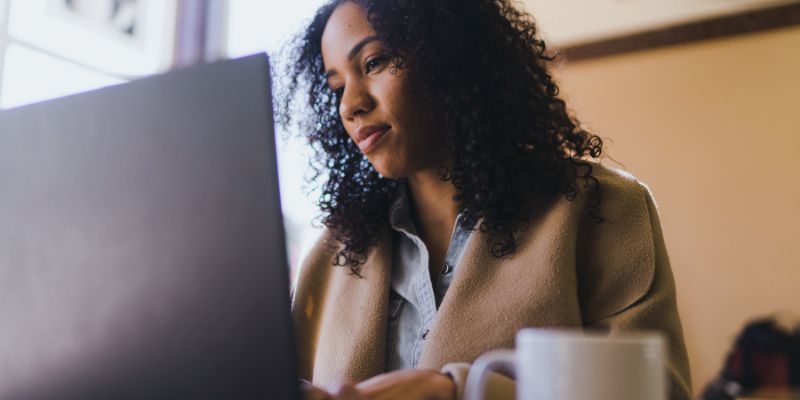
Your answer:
[302,370,455,400]
[355,369,455,400]
[301,380,333,400]
[302,380,370,400]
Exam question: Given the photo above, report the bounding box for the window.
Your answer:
[227,0,327,271]
[0,0,176,108]
[1,43,124,108]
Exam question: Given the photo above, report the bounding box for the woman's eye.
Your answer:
[365,55,388,73]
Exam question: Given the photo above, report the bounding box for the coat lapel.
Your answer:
[311,228,392,388]
[418,198,585,369]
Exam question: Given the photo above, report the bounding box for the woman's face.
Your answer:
[321,1,446,179]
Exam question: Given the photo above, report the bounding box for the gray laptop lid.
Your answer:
[0,54,299,400]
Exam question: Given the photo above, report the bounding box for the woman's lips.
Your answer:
[357,127,389,154]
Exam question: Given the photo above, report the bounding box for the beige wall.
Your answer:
[554,26,800,395]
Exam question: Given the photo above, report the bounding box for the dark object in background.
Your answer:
[702,317,800,400]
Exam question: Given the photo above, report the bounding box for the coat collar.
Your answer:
[312,216,581,384]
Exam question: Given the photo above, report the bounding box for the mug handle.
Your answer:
[463,350,516,400]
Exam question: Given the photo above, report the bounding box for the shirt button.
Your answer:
[422,329,430,339]
[442,263,453,274]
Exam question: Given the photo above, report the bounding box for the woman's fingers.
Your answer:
[355,369,456,400]
[300,380,366,400]
[301,381,332,400]
[331,382,367,400]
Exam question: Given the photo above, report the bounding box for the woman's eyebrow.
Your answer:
[325,35,379,79]
[347,35,378,61]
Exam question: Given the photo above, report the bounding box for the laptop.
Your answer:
[0,54,300,400]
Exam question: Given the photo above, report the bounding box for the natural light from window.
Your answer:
[227,0,328,270]
[1,44,124,108]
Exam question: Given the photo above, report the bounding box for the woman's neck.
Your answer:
[406,166,460,273]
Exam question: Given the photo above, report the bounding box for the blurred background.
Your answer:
[1,0,798,397]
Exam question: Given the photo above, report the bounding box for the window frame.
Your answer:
[0,0,226,109]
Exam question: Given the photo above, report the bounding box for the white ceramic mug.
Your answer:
[464,329,666,400]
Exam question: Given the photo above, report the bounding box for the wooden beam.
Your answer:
[562,2,800,62]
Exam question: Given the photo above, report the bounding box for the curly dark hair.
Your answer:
[278,0,603,272]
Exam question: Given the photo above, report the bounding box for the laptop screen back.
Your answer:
[0,54,299,400]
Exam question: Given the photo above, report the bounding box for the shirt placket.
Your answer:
[436,215,471,306]
[410,236,437,368]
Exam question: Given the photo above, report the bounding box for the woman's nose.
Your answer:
[339,83,374,120]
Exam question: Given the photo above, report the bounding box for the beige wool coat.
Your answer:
[291,164,693,400]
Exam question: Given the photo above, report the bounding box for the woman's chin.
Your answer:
[375,168,405,180]
[370,161,407,180]
[370,156,448,181]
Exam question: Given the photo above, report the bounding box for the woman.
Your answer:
[281,0,692,399]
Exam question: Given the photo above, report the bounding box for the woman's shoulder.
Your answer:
[521,161,658,228]
[557,161,661,233]
[571,162,665,323]
[570,161,663,247]
[582,161,656,209]
[510,161,666,323]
